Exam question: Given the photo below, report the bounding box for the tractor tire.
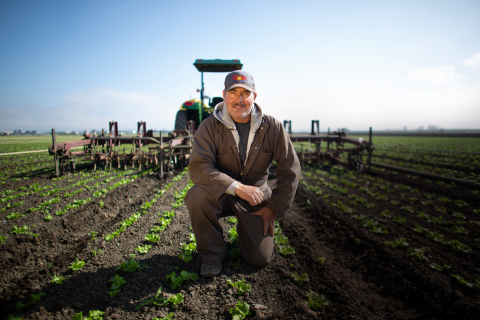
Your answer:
[175,110,187,130]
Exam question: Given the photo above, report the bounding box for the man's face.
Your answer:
[223,87,257,123]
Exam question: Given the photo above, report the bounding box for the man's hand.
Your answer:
[253,206,277,237]
[235,183,264,206]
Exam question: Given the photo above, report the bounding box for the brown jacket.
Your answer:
[188,102,300,217]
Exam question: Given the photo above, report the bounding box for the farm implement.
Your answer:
[48,121,195,177]
[49,59,375,176]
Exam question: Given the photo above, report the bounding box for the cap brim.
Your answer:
[225,84,255,92]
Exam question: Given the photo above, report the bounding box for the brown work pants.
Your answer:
[185,184,274,268]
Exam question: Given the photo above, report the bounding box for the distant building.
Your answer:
[0,132,10,136]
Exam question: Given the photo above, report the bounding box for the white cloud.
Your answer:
[407,66,459,87]
[464,52,480,69]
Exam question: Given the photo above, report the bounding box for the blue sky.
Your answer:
[1,0,479,133]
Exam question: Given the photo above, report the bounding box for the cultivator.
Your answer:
[49,119,374,177]
[285,120,374,172]
[49,121,195,177]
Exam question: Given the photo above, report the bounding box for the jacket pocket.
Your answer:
[250,151,272,174]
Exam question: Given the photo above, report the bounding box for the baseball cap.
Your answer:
[224,70,255,92]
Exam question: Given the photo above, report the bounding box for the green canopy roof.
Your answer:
[194,59,243,72]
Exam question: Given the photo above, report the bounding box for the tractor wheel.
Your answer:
[175,110,187,130]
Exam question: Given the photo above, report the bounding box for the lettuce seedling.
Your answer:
[68,258,85,272]
[229,301,251,320]
[317,257,326,264]
[166,270,198,289]
[290,273,310,286]
[152,313,174,320]
[227,279,251,296]
[108,274,126,297]
[228,227,239,244]
[115,254,148,272]
[305,289,329,310]
[135,244,152,254]
[384,237,409,249]
[144,233,161,242]
[0,235,7,244]
[16,291,45,309]
[72,310,105,320]
[50,274,66,284]
[228,217,238,224]
[44,214,53,221]
[5,212,25,220]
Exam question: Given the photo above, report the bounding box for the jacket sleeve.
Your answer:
[188,120,237,201]
[264,118,301,217]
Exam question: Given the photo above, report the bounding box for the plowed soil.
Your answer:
[1,165,479,320]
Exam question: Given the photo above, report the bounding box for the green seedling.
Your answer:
[317,256,326,264]
[305,289,329,309]
[385,237,409,248]
[227,278,251,296]
[0,235,7,244]
[115,254,148,272]
[162,210,175,218]
[16,291,45,309]
[108,274,126,297]
[393,216,406,224]
[144,233,161,242]
[228,217,238,224]
[72,310,105,320]
[179,241,197,263]
[228,226,239,244]
[452,226,468,235]
[5,212,25,220]
[380,209,392,218]
[290,272,310,286]
[447,240,472,253]
[429,263,451,271]
[407,247,430,261]
[68,258,85,272]
[44,214,53,221]
[135,244,152,254]
[452,274,479,288]
[50,274,66,284]
[99,200,104,208]
[89,231,98,240]
[229,301,251,320]
[152,314,174,320]
[166,270,198,289]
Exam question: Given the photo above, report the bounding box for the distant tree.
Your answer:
[13,129,18,135]
[25,130,30,134]
[18,129,22,134]
[31,130,37,135]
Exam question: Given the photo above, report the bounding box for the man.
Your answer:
[185,70,300,277]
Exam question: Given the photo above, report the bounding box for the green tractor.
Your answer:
[174,59,243,131]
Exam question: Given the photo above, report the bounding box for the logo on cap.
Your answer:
[233,75,247,81]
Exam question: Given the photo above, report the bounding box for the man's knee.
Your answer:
[243,246,274,268]
[185,184,210,207]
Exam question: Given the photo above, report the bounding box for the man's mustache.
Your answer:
[233,103,246,107]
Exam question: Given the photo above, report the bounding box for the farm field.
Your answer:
[0,135,479,320]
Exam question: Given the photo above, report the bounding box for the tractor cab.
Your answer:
[174,59,243,130]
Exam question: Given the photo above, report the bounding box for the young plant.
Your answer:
[305,289,329,310]
[50,274,66,284]
[317,257,326,264]
[68,258,85,272]
[229,301,251,320]
[44,214,53,221]
[166,270,198,289]
[385,237,409,249]
[115,254,148,272]
[144,233,161,242]
[227,278,251,296]
[135,244,152,254]
[16,292,45,309]
[290,272,310,286]
[72,310,105,320]
[228,217,238,224]
[108,274,126,297]
[407,247,430,261]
